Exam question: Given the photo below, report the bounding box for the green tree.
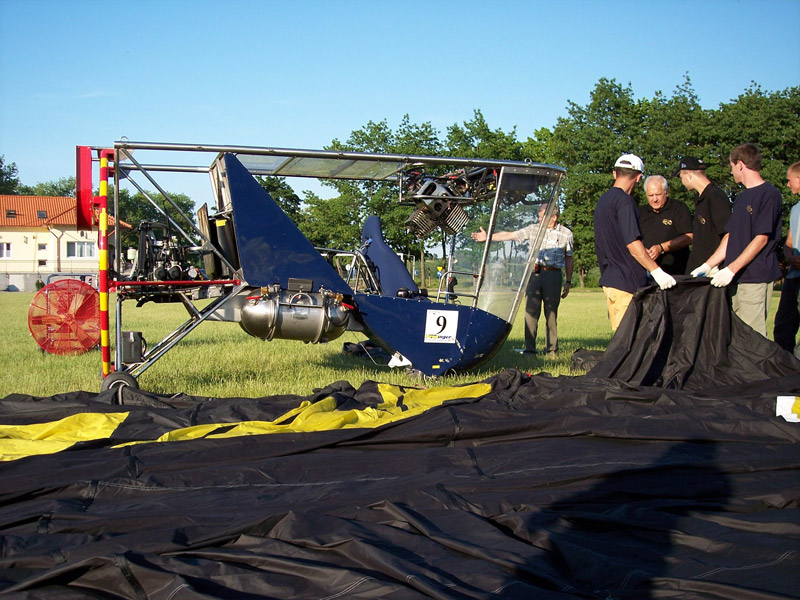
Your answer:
[313,116,444,259]
[636,75,714,210]
[117,189,196,251]
[521,127,555,164]
[446,110,526,267]
[0,156,20,194]
[299,191,361,250]
[445,109,522,160]
[18,177,76,198]
[546,78,644,286]
[712,84,800,233]
[541,77,800,286]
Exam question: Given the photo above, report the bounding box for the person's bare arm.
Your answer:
[471,226,517,243]
[704,233,729,269]
[726,234,768,274]
[662,232,693,253]
[626,239,659,272]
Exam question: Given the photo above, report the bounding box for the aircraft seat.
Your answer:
[361,216,419,297]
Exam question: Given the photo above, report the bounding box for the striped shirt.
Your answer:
[512,223,574,269]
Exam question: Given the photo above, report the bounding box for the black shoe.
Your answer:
[516,348,538,355]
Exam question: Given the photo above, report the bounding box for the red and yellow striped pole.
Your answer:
[98,150,112,377]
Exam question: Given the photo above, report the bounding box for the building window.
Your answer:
[38,243,47,251]
[38,259,47,267]
[5,209,16,219]
[37,210,47,219]
[0,242,10,258]
[66,241,95,258]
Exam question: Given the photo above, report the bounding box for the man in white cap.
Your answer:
[594,154,676,330]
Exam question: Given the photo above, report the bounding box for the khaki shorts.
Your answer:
[730,282,773,338]
[602,286,634,331]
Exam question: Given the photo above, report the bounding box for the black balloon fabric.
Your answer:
[1,280,799,598]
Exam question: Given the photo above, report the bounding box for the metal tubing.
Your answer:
[117,164,210,174]
[112,279,240,288]
[340,249,380,294]
[115,293,123,371]
[123,174,198,245]
[125,284,248,378]
[112,149,123,374]
[178,293,202,320]
[505,200,557,324]
[113,140,565,173]
[119,156,237,274]
[120,151,201,239]
[471,172,504,310]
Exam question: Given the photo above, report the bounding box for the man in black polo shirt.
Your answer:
[594,154,676,331]
[690,143,782,337]
[638,175,693,275]
[673,156,731,275]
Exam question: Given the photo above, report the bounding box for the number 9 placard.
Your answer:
[424,310,459,343]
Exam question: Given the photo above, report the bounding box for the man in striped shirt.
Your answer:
[472,205,573,358]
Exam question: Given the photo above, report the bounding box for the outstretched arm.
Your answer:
[471,226,517,243]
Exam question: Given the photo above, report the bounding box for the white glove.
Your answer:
[690,263,712,277]
[710,267,735,287]
[650,267,676,290]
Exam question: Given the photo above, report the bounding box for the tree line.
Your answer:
[2,76,798,286]
[268,76,799,286]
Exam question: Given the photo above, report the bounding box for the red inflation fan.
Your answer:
[28,279,101,355]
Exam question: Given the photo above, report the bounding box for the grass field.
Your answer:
[0,288,782,398]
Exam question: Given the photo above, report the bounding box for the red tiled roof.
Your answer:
[0,195,77,227]
[0,195,132,229]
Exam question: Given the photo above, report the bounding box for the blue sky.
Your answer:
[1,0,798,206]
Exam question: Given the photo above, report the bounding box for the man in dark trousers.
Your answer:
[638,175,693,275]
[594,154,676,331]
[472,205,573,358]
[690,143,782,337]
[673,156,731,275]
[773,160,800,357]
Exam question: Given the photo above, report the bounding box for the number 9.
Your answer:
[436,315,447,334]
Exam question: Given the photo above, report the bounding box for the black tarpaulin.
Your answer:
[589,278,800,389]
[2,281,800,599]
[2,371,799,598]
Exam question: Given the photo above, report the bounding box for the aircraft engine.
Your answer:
[240,285,351,344]
[129,221,201,282]
[405,197,469,238]
[403,175,472,239]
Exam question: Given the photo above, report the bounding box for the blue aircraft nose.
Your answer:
[353,294,511,376]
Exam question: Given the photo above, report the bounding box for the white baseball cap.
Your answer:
[614,154,644,172]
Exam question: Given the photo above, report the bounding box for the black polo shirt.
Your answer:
[725,182,782,284]
[638,199,693,275]
[594,187,647,294]
[686,182,731,273]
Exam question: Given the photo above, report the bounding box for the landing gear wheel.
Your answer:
[101,372,139,391]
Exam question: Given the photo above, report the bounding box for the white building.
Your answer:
[0,195,106,291]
